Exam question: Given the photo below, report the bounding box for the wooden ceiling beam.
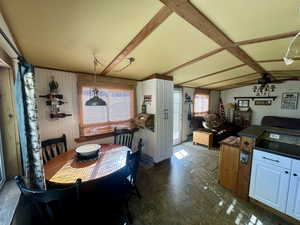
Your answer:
[214,79,258,90]
[258,57,300,63]
[163,47,224,75]
[199,72,259,88]
[163,31,300,76]
[160,0,266,74]
[177,63,245,85]
[100,6,172,75]
[235,30,300,46]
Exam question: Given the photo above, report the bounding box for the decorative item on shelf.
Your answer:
[281,92,299,110]
[254,100,272,106]
[39,76,72,119]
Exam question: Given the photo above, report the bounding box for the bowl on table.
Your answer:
[75,144,101,160]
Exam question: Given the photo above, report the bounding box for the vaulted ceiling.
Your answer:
[0,0,300,89]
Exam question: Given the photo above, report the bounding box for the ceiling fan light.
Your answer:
[283,57,294,65]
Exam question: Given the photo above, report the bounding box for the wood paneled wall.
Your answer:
[35,68,138,149]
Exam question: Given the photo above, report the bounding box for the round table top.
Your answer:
[44,144,130,184]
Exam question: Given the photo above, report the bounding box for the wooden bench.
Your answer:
[193,129,213,149]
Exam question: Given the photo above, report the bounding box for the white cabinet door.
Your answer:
[250,160,291,213]
[156,79,165,115]
[286,160,300,220]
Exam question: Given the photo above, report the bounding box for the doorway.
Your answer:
[173,88,182,145]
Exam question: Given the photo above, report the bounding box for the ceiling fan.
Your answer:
[257,73,299,87]
[253,73,299,96]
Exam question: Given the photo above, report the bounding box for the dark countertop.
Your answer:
[238,125,300,138]
[255,140,300,160]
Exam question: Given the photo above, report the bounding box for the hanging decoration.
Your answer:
[219,97,226,121]
[39,76,72,119]
[184,93,193,128]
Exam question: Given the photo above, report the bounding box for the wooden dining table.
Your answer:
[44,144,130,184]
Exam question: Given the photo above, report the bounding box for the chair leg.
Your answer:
[134,185,142,199]
[125,201,133,224]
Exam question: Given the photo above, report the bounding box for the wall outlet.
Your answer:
[270,133,280,139]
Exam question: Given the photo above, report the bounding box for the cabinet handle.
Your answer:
[285,171,289,174]
[293,173,298,177]
[262,156,279,163]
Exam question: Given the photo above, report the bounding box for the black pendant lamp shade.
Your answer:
[85,88,107,106]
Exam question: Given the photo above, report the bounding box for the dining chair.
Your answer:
[85,170,133,224]
[15,176,81,225]
[41,134,67,164]
[113,128,135,149]
[126,138,142,199]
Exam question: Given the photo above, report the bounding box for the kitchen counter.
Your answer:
[238,125,300,160]
[239,125,300,138]
[256,139,300,160]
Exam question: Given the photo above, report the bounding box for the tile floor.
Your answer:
[130,142,292,225]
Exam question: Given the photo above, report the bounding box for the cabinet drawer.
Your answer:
[253,149,292,169]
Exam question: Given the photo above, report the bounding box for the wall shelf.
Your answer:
[234,96,278,101]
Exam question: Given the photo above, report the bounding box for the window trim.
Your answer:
[0,129,6,190]
[77,82,137,138]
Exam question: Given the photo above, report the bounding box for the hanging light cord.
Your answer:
[112,57,135,72]
[92,54,135,75]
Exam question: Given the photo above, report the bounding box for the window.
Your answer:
[79,85,136,137]
[194,89,209,116]
[0,129,5,189]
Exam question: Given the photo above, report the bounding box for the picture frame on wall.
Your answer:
[281,92,299,110]
[237,99,250,111]
[237,100,249,108]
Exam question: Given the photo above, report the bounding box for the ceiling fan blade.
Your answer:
[272,77,300,83]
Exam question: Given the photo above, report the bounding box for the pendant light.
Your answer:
[85,55,107,106]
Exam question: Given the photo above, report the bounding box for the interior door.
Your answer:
[286,160,300,220]
[249,160,290,213]
[173,88,182,145]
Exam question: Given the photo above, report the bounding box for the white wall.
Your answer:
[221,81,300,125]
[35,68,113,149]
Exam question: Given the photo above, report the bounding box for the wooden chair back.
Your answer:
[127,138,142,184]
[41,134,67,164]
[113,128,135,149]
[15,176,81,225]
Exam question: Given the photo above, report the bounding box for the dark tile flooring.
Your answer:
[129,142,292,225]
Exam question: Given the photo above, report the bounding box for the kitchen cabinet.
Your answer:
[137,79,173,163]
[286,160,300,220]
[250,155,290,212]
[218,137,240,193]
[250,149,300,220]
